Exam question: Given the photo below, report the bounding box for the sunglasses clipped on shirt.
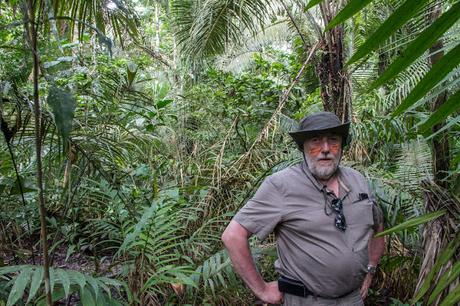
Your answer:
[330,198,347,232]
[323,193,347,232]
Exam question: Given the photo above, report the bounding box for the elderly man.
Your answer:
[222,112,385,305]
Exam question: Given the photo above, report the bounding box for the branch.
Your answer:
[280,0,308,50]
[136,43,173,69]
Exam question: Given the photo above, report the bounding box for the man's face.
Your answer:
[303,133,342,180]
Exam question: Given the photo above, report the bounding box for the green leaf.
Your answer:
[412,232,460,304]
[305,0,323,10]
[393,43,460,117]
[86,275,99,302]
[347,0,430,65]
[69,270,86,291]
[35,288,66,306]
[425,115,460,140]
[56,269,71,298]
[440,285,460,306]
[49,268,56,295]
[325,0,373,31]
[80,286,96,306]
[375,210,446,237]
[47,86,76,143]
[428,261,460,304]
[118,202,158,254]
[95,10,106,35]
[126,62,138,87]
[7,266,32,306]
[9,176,36,195]
[0,265,28,275]
[371,1,460,89]
[418,90,460,133]
[26,267,44,304]
[65,245,76,262]
[156,99,173,109]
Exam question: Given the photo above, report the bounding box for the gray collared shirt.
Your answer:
[233,162,382,298]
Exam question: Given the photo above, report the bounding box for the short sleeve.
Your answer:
[371,201,384,227]
[233,176,284,241]
[366,183,384,227]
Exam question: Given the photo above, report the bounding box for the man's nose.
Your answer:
[321,140,330,153]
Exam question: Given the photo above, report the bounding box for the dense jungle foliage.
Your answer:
[0,0,459,305]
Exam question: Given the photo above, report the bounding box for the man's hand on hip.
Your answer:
[257,281,284,305]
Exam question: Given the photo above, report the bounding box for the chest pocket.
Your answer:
[345,199,374,251]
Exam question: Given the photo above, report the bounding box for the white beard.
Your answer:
[304,152,340,180]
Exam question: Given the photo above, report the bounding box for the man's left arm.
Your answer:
[360,205,385,300]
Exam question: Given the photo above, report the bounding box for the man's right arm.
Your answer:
[221,220,283,304]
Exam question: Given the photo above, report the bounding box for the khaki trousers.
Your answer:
[282,289,363,306]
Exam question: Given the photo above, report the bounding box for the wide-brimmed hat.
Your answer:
[289,112,350,150]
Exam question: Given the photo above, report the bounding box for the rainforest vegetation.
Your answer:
[0,0,459,305]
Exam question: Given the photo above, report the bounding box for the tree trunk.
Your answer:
[415,2,456,304]
[26,1,53,305]
[428,2,450,188]
[315,1,351,123]
[155,2,161,51]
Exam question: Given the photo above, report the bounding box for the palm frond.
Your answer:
[172,0,273,63]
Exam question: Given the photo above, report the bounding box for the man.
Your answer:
[221,112,385,305]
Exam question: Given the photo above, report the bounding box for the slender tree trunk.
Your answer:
[27,1,53,305]
[155,2,161,51]
[316,1,351,123]
[428,3,450,188]
[415,2,456,304]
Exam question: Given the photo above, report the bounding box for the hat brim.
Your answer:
[289,122,350,149]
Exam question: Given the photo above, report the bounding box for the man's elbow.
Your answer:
[222,221,250,248]
[221,227,232,247]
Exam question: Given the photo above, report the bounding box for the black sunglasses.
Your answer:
[329,198,347,232]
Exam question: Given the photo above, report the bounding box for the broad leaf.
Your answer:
[375,210,446,237]
[371,1,460,89]
[157,99,173,109]
[0,265,28,275]
[394,43,460,117]
[347,0,430,65]
[80,286,96,306]
[86,275,100,302]
[47,86,76,143]
[325,0,373,31]
[7,266,32,306]
[56,269,71,298]
[305,0,323,10]
[69,270,86,291]
[26,267,44,304]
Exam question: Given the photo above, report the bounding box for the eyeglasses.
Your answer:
[322,188,347,232]
[325,198,347,232]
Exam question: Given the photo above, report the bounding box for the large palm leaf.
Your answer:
[171,0,273,63]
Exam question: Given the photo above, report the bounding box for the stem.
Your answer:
[27,0,52,305]
[5,141,36,264]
